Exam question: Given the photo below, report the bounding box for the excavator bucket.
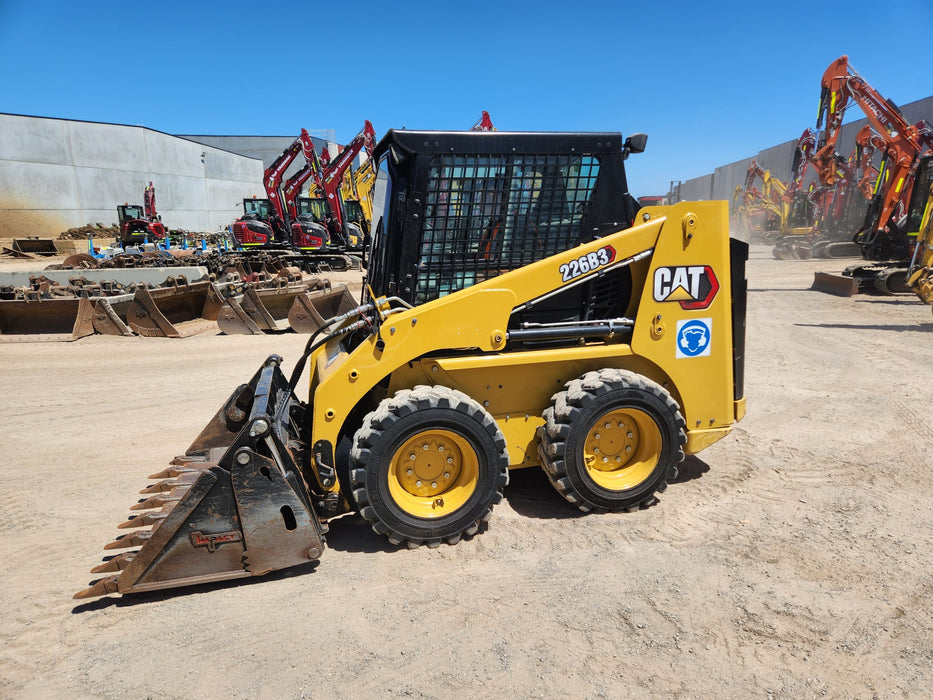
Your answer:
[287,284,357,334]
[12,237,58,256]
[216,283,314,334]
[75,355,326,599]
[126,280,227,338]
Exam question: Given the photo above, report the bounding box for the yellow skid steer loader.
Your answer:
[77,129,747,598]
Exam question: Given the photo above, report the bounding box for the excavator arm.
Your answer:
[815,56,931,252]
[284,130,327,220]
[784,129,816,201]
[264,138,304,227]
[320,120,377,233]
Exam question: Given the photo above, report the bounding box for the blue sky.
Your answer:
[1,0,930,197]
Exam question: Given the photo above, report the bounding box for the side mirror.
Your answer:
[623,133,648,160]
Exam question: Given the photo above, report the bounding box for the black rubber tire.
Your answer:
[537,368,685,513]
[349,386,509,548]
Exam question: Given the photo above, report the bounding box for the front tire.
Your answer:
[349,386,509,547]
[538,369,685,512]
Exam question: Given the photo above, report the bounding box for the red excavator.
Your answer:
[470,110,496,131]
[232,136,302,249]
[307,120,377,251]
[232,131,360,270]
[118,181,168,247]
[283,129,330,252]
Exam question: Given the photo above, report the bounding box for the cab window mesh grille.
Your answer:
[417,153,599,303]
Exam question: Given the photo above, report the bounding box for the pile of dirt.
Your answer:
[57,224,119,240]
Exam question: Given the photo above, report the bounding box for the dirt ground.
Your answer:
[1,246,931,698]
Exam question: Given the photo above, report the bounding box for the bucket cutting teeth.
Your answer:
[140,472,201,494]
[149,456,215,479]
[90,552,137,573]
[74,576,121,600]
[104,531,153,550]
[148,465,208,479]
[129,491,186,510]
[118,512,168,529]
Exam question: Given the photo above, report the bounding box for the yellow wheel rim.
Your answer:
[582,408,661,491]
[387,429,479,519]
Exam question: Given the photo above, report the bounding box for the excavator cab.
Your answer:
[117,204,166,246]
[905,156,933,240]
[233,198,289,248]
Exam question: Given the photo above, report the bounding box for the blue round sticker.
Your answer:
[677,319,711,357]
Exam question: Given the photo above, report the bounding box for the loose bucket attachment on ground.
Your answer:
[75,355,325,599]
[287,284,357,334]
[216,280,336,334]
[126,280,227,338]
[0,275,232,340]
[12,238,58,256]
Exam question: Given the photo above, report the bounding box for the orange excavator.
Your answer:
[812,56,933,294]
[812,57,933,293]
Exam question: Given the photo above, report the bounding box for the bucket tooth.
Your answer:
[118,512,167,529]
[130,492,184,510]
[74,577,120,600]
[90,552,137,573]
[149,462,211,479]
[104,531,152,550]
[140,472,200,494]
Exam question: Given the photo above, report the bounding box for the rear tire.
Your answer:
[537,369,685,512]
[349,386,509,547]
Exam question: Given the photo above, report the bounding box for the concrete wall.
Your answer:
[0,114,265,237]
[668,95,933,204]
